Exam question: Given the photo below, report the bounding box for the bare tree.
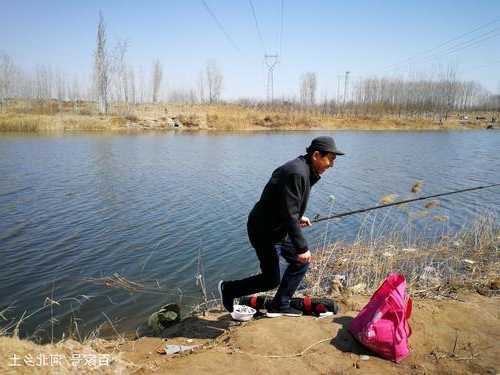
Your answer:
[94,11,110,113]
[168,89,191,103]
[35,65,52,100]
[55,68,66,102]
[111,40,129,105]
[151,59,163,103]
[128,67,136,105]
[205,60,223,104]
[189,88,197,104]
[299,72,317,107]
[138,66,145,104]
[0,53,16,111]
[69,75,81,112]
[441,65,458,120]
[197,71,205,104]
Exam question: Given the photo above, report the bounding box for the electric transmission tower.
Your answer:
[265,54,279,102]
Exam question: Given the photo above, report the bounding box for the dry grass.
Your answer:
[305,212,499,299]
[0,100,491,132]
[0,113,128,132]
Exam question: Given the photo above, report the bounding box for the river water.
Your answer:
[0,130,498,341]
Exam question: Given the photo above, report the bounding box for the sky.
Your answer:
[1,0,500,100]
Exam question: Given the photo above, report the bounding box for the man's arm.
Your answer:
[280,173,309,254]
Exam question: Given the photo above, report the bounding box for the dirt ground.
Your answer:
[1,292,498,374]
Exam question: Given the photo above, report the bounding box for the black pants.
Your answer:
[223,223,309,309]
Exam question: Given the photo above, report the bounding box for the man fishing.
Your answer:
[218,136,344,317]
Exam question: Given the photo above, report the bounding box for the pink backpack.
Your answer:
[348,273,413,362]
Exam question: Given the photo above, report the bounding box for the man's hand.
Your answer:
[296,250,311,264]
[299,216,312,228]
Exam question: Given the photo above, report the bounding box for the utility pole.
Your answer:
[343,71,350,107]
[265,54,279,102]
[336,75,341,104]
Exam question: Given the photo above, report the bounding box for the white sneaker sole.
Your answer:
[266,312,302,318]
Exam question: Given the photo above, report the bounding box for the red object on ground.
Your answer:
[239,295,340,316]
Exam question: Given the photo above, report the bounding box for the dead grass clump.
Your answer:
[293,115,317,128]
[0,114,43,132]
[124,114,139,122]
[177,114,200,128]
[432,215,449,222]
[425,200,439,209]
[379,194,398,205]
[78,108,94,116]
[411,180,423,193]
[11,100,61,115]
[110,117,127,127]
[252,114,286,128]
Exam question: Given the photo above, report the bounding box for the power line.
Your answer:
[433,27,500,57]
[408,26,500,68]
[389,26,500,73]
[248,0,266,53]
[382,17,500,73]
[201,0,241,52]
[384,17,500,71]
[279,0,284,58]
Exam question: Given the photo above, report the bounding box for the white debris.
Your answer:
[165,345,197,355]
[402,248,417,253]
[332,274,346,282]
[350,283,366,293]
[319,311,334,318]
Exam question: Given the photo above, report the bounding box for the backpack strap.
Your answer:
[405,297,413,337]
[385,295,407,344]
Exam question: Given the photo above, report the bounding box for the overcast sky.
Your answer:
[1,0,499,100]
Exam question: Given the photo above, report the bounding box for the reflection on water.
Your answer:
[0,130,499,340]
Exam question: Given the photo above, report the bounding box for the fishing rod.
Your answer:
[311,183,500,224]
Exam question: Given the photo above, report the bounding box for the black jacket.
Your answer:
[248,155,320,253]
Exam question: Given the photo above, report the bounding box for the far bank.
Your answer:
[0,101,498,133]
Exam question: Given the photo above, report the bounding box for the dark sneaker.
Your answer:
[266,306,303,318]
[217,280,234,313]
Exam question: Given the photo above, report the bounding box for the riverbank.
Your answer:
[1,214,498,374]
[1,291,498,374]
[0,102,496,132]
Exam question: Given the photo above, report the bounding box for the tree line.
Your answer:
[0,12,224,114]
[291,69,499,120]
[1,13,498,118]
